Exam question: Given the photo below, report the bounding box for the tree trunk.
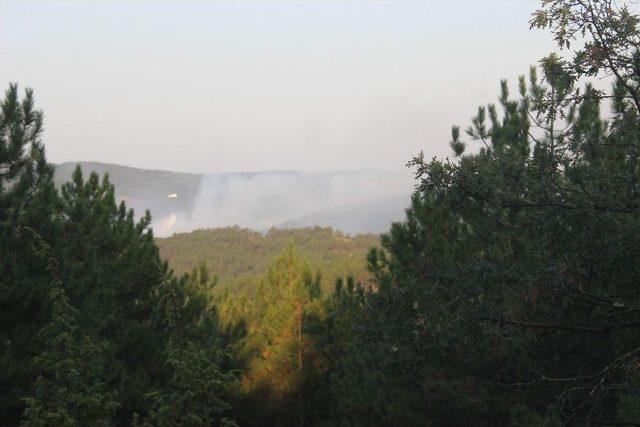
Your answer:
[296,300,304,427]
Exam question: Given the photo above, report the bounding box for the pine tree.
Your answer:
[145,280,235,427]
[357,1,640,423]
[21,285,118,427]
[0,84,62,424]
[1,83,237,425]
[0,83,52,225]
[56,165,170,423]
[235,244,324,425]
[19,228,117,427]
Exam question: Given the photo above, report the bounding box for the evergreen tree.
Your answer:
[56,166,171,423]
[315,276,369,425]
[0,83,53,226]
[233,244,323,426]
[0,84,61,424]
[352,1,640,423]
[19,227,117,427]
[0,84,236,425]
[7,1,640,425]
[21,285,118,427]
[145,280,235,427]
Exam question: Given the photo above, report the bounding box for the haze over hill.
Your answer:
[53,161,412,236]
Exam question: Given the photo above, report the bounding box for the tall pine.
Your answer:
[19,227,117,426]
[0,84,61,424]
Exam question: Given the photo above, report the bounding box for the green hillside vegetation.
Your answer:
[156,227,378,294]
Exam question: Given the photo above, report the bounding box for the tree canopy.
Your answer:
[3,1,640,425]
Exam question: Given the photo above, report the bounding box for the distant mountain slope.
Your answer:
[53,161,201,223]
[53,162,412,236]
[156,226,379,293]
[281,194,410,234]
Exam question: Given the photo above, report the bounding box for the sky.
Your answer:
[1,0,555,173]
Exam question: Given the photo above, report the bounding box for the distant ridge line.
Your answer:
[53,161,408,176]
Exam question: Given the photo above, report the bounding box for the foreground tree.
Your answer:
[55,166,171,423]
[0,83,237,425]
[350,1,640,424]
[143,280,235,427]
[0,84,61,423]
[18,227,118,426]
[21,284,118,427]
[229,244,323,426]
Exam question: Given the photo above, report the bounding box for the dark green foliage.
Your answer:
[340,2,640,424]
[0,84,51,225]
[55,166,170,424]
[143,283,235,427]
[145,338,235,427]
[0,84,61,424]
[0,85,236,426]
[332,194,484,426]
[17,226,118,427]
[21,286,118,427]
[6,1,640,425]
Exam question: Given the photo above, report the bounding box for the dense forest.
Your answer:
[156,227,377,294]
[3,1,640,425]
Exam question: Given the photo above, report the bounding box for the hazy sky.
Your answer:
[1,0,555,173]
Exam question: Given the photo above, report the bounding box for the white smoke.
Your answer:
[153,170,413,237]
[155,213,177,236]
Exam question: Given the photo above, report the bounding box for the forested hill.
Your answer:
[53,161,201,224]
[156,226,378,293]
[52,161,411,236]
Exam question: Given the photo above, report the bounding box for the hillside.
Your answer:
[53,161,201,223]
[156,226,379,293]
[53,162,411,236]
[281,193,410,234]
